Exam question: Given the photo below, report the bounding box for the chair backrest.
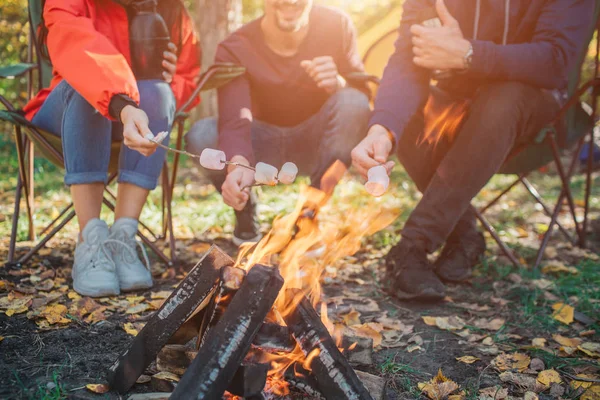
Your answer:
[28,0,53,90]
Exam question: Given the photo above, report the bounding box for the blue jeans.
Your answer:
[32,80,175,190]
[184,88,370,192]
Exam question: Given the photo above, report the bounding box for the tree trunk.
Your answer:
[195,0,242,119]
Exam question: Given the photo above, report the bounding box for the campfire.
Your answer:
[107,185,397,399]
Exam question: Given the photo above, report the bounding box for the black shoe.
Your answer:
[434,228,486,283]
[384,239,446,301]
[233,194,262,247]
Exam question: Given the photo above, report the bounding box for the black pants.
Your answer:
[398,82,560,253]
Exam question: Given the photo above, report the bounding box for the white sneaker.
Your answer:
[107,218,153,292]
[72,219,120,297]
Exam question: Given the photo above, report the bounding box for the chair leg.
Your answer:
[581,128,596,247]
[39,203,74,237]
[8,173,24,264]
[162,162,177,265]
[14,128,34,240]
[17,209,77,265]
[533,138,584,269]
[26,139,35,241]
[474,208,522,268]
[480,176,522,214]
[519,177,574,243]
[548,135,583,242]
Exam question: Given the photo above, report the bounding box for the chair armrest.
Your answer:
[176,63,246,115]
[0,63,37,79]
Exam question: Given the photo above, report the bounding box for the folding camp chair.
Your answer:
[0,0,245,267]
[359,3,600,269]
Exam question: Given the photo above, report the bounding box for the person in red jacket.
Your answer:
[23,0,201,297]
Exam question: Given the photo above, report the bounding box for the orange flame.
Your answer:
[422,96,469,146]
[233,169,399,394]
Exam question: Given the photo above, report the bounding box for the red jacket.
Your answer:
[23,0,201,121]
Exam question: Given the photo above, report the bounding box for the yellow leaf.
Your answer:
[493,353,531,372]
[350,323,383,347]
[552,303,574,325]
[570,374,596,390]
[153,371,180,382]
[40,304,70,325]
[0,336,4,342]
[473,317,505,331]
[418,369,459,400]
[85,383,109,394]
[532,338,547,348]
[126,303,151,314]
[67,291,81,300]
[126,295,145,303]
[536,369,562,386]
[581,385,600,400]
[524,392,539,400]
[123,322,139,336]
[456,356,480,364]
[0,281,7,291]
[150,290,172,300]
[341,310,361,326]
[422,316,438,326]
[553,334,582,348]
[541,262,579,275]
[421,316,465,331]
[578,342,600,358]
[479,386,508,399]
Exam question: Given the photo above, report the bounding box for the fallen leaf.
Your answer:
[580,330,596,337]
[34,279,55,292]
[473,317,505,331]
[479,386,508,399]
[531,279,554,290]
[418,369,459,400]
[123,322,139,336]
[350,323,383,347]
[493,353,531,372]
[537,369,562,386]
[578,342,600,358]
[407,344,423,353]
[0,281,8,291]
[552,303,574,325]
[126,303,151,315]
[150,290,172,300]
[456,355,479,364]
[153,371,180,382]
[570,374,596,390]
[422,316,465,331]
[0,295,32,316]
[40,304,70,325]
[482,337,494,346]
[68,291,81,300]
[86,383,109,394]
[136,375,151,384]
[126,295,146,303]
[553,334,582,348]
[422,316,438,326]
[454,302,490,312]
[581,385,600,400]
[341,310,361,326]
[499,372,545,392]
[524,392,539,400]
[0,336,4,342]
[532,338,547,348]
[541,262,579,275]
[70,297,103,319]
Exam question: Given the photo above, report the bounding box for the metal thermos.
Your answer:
[127,0,170,80]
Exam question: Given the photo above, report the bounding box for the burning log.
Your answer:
[283,290,374,400]
[252,322,296,353]
[167,310,205,345]
[285,363,325,400]
[171,264,284,400]
[197,266,246,349]
[227,363,269,397]
[107,246,233,393]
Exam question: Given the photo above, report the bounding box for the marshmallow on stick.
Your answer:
[145,131,169,144]
[277,162,298,185]
[200,148,227,171]
[254,162,279,186]
[365,165,390,197]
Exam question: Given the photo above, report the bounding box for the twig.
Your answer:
[562,371,600,383]
[148,139,256,172]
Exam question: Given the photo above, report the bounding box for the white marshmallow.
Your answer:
[277,162,298,185]
[154,131,168,144]
[254,162,279,186]
[144,133,154,141]
[365,165,389,197]
[200,148,226,170]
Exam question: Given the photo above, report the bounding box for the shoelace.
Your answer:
[104,234,151,271]
[87,241,117,272]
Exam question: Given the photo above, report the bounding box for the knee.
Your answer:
[184,117,218,155]
[331,88,371,118]
[137,80,176,122]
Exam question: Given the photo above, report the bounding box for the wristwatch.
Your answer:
[463,43,474,70]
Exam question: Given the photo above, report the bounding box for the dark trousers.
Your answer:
[399,82,560,253]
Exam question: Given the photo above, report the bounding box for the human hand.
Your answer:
[222,157,255,211]
[410,0,471,71]
[162,42,178,83]
[300,56,345,94]
[120,105,157,156]
[351,124,395,179]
